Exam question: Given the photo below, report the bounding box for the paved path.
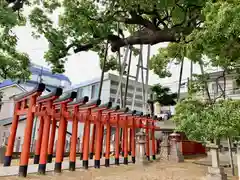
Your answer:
[0,157,127,176]
[194,152,237,167]
[1,160,210,180]
[0,157,237,180]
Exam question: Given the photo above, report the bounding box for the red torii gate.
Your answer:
[4,83,159,177]
[3,83,45,177]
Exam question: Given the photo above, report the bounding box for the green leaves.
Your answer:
[151,84,177,106]
[0,1,31,80]
[171,6,186,25]
[0,0,239,82]
[173,99,240,143]
[149,42,185,78]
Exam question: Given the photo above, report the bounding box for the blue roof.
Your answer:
[0,80,15,89]
[0,64,71,89]
[30,65,71,82]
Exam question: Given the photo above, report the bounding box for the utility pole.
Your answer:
[0,91,3,112]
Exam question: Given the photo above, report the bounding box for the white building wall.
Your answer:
[108,73,151,112]
[100,80,111,104]
[0,86,25,120]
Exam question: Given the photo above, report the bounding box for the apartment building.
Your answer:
[65,73,152,112]
[196,71,240,100]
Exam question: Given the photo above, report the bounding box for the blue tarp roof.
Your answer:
[0,64,71,89]
[0,80,15,89]
[29,66,70,82]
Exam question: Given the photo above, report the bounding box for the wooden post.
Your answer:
[80,124,86,160]
[89,124,96,159]
[123,123,128,165]
[131,123,136,163]
[47,117,56,163]
[82,111,91,169]
[19,96,37,177]
[54,104,67,173]
[115,119,120,165]
[99,125,104,157]
[105,118,111,167]
[121,128,125,157]
[38,102,53,174]
[4,102,20,166]
[94,112,102,168]
[129,129,132,155]
[34,116,44,164]
[151,119,156,160]
[69,106,78,171]
[61,120,68,162]
[145,118,150,161]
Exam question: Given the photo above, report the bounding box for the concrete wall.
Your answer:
[0,85,24,120]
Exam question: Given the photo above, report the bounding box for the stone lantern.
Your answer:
[169,132,181,142]
[135,131,148,164]
[206,143,227,180]
[169,132,184,162]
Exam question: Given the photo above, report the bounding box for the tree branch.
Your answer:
[81,9,159,31]
[128,11,159,31]
[60,27,178,56]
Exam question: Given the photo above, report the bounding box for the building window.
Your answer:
[109,97,115,102]
[91,84,99,99]
[135,95,143,100]
[77,88,83,99]
[82,86,90,97]
[110,88,117,94]
[135,102,143,108]
[111,80,119,86]
[128,85,134,90]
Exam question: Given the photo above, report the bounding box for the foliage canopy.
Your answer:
[151,84,177,106]
[173,98,240,143]
[0,0,240,80]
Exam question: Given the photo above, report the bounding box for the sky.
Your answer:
[13,7,206,93]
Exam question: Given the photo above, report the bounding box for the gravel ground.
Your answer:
[0,159,237,180]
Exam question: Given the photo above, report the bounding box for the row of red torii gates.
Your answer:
[3,83,159,177]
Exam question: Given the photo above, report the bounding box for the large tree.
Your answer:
[173,98,240,143]
[1,0,240,79]
[151,84,177,106]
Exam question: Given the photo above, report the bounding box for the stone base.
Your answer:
[136,157,149,166]
[206,167,227,180]
[169,152,184,163]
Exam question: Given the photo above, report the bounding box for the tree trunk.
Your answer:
[237,144,240,178]
[110,28,177,52]
[98,42,108,99]
[177,58,184,101]
[227,137,235,176]
[188,60,193,95]
[199,60,211,102]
